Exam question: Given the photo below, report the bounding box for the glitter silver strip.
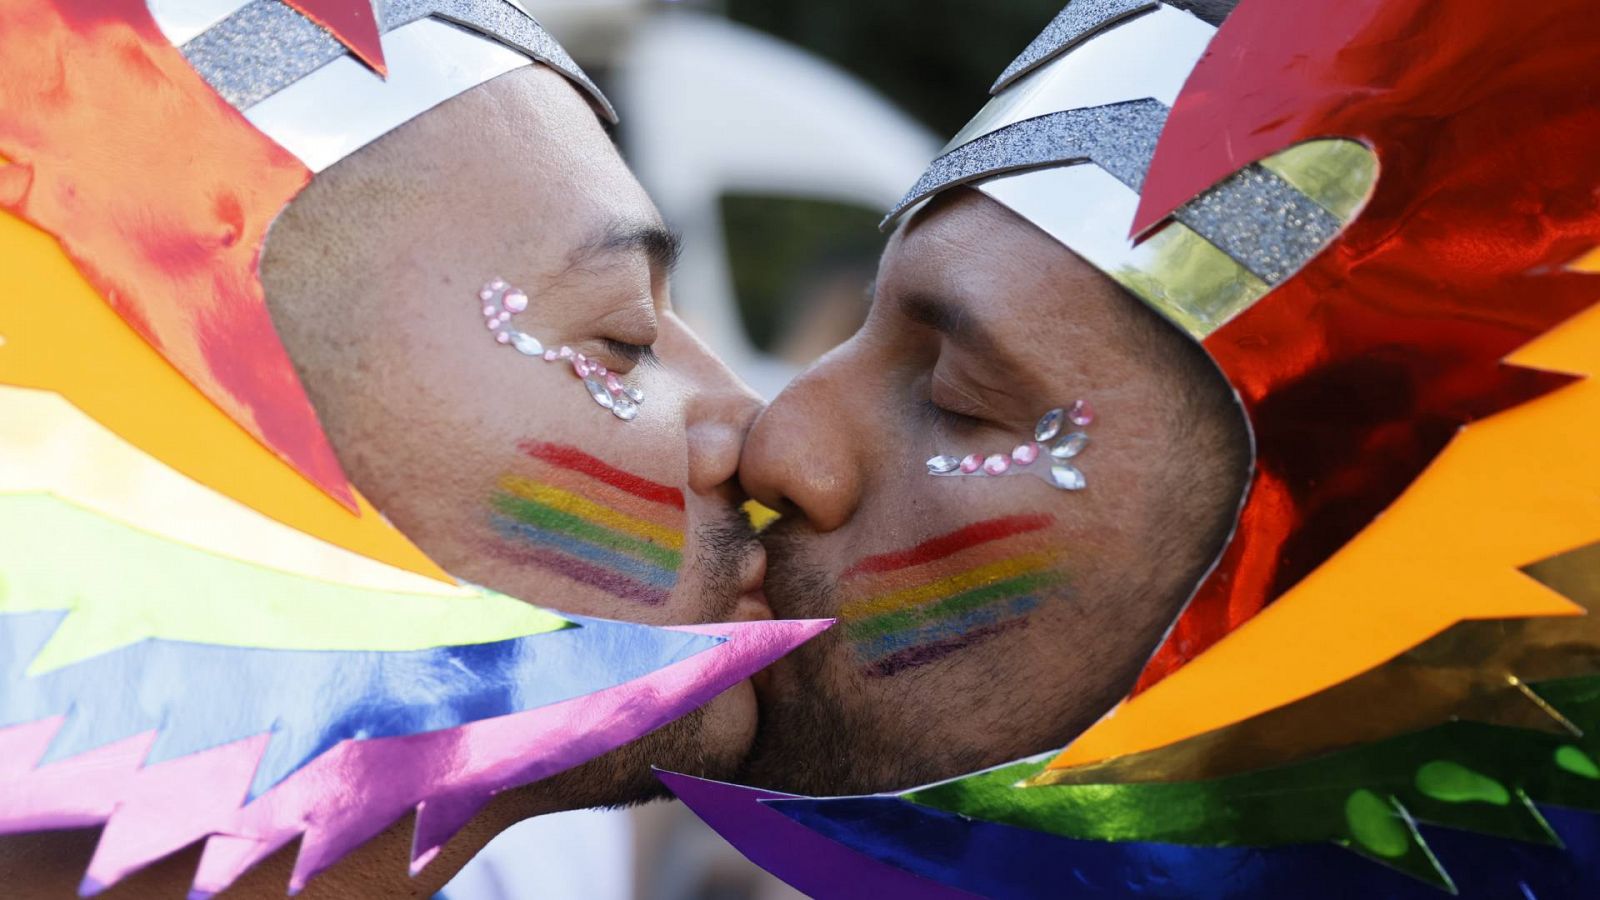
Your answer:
[147,0,256,45]
[1174,164,1343,285]
[181,0,614,121]
[882,100,1168,227]
[992,0,1160,94]
[183,0,332,108]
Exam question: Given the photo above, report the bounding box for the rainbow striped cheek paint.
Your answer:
[484,441,687,606]
[840,514,1067,678]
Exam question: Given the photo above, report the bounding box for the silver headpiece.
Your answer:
[883,1,1375,339]
[148,0,615,173]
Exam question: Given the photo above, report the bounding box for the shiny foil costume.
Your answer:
[667,0,1600,896]
[0,1,824,894]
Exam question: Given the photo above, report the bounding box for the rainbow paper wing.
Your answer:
[0,615,827,896]
[0,413,833,893]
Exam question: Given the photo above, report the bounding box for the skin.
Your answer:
[737,189,1250,796]
[0,67,767,897]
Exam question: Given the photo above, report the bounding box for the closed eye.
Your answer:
[603,338,660,368]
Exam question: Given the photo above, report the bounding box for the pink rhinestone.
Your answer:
[504,290,528,313]
[495,332,511,344]
[575,353,588,365]
[593,364,608,377]
[479,288,493,302]
[543,350,559,361]
[983,454,1010,476]
[489,279,506,291]
[482,305,496,317]
[486,320,499,330]
[1012,443,1040,465]
[558,346,574,359]
[1068,400,1095,427]
[605,373,624,393]
[959,454,982,474]
[574,359,593,378]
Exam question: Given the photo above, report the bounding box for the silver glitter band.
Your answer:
[181,0,614,121]
[1173,164,1344,285]
[882,100,1168,227]
[992,0,1160,94]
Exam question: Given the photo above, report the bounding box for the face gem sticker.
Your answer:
[930,404,1094,491]
[478,279,644,421]
[483,442,687,606]
[837,515,1065,677]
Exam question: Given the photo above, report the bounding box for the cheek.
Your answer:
[456,351,697,615]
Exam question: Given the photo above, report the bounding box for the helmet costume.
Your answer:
[0,1,824,894]
[666,0,1600,895]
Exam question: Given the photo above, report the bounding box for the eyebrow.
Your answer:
[900,291,1003,356]
[567,220,683,278]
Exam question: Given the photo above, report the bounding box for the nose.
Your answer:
[739,340,872,533]
[667,318,765,496]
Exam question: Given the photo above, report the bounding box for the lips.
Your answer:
[731,542,773,623]
[729,542,778,695]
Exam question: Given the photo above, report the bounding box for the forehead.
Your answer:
[880,190,1135,341]
[341,66,654,235]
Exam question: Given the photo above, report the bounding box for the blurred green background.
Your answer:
[715,0,1066,357]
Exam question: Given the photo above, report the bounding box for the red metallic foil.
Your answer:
[1133,0,1600,690]
[283,0,388,76]
[0,1,356,510]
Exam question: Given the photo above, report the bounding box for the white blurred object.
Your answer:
[617,11,939,398]
[439,808,633,900]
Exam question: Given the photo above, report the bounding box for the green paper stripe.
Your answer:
[906,673,1600,890]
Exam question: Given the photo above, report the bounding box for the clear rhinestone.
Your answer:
[1035,408,1065,442]
[625,386,645,403]
[611,393,639,421]
[583,376,614,409]
[1051,432,1089,459]
[1050,463,1086,491]
[927,455,961,474]
[509,332,544,357]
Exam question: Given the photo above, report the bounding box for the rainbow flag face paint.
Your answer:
[486,442,687,606]
[840,515,1067,678]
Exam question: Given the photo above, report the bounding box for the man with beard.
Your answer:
[735,0,1275,796]
[684,0,1600,895]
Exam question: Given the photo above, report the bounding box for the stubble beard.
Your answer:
[519,509,760,810]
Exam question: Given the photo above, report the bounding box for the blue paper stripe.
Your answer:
[0,610,719,799]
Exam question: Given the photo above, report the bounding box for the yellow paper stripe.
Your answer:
[499,475,684,550]
[0,385,465,596]
[0,494,570,674]
[841,552,1058,621]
